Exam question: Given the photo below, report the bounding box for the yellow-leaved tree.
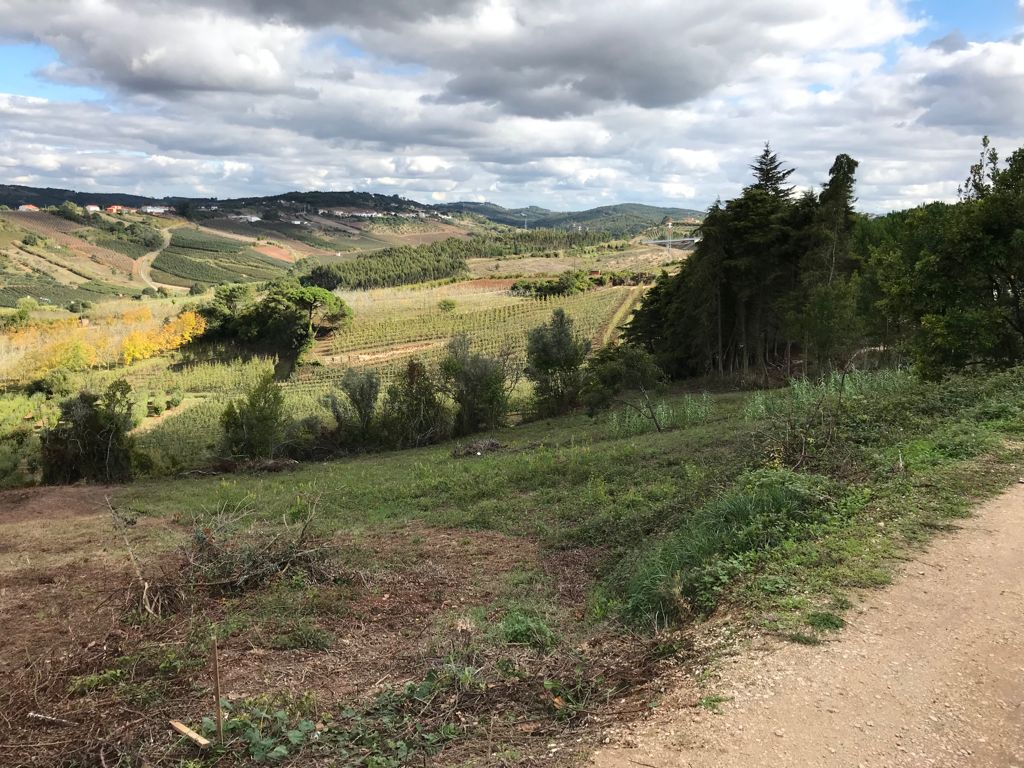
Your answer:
[121,310,206,364]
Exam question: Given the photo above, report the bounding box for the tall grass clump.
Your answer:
[605,469,835,626]
[606,393,713,438]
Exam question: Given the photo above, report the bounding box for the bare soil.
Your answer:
[0,485,662,767]
[590,484,1024,768]
[252,243,297,263]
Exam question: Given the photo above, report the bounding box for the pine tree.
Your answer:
[749,143,796,199]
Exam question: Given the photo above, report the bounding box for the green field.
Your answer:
[152,229,287,286]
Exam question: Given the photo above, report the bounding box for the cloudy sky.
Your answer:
[0,0,1022,212]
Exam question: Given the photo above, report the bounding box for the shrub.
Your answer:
[582,344,667,429]
[526,309,590,417]
[500,606,557,651]
[29,367,75,398]
[221,373,286,460]
[340,368,380,433]
[439,334,516,436]
[438,298,456,313]
[381,359,451,448]
[40,379,136,483]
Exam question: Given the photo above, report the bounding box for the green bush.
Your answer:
[221,373,286,460]
[439,334,514,436]
[500,606,557,651]
[381,359,451,448]
[40,379,136,484]
[526,309,590,417]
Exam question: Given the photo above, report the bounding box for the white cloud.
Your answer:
[0,0,1020,212]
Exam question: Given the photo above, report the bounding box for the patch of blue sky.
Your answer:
[315,33,427,77]
[908,0,1021,44]
[0,42,104,101]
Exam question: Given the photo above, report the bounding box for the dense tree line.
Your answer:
[628,139,1024,380]
[463,229,617,258]
[298,230,623,291]
[627,144,864,379]
[300,243,469,290]
[856,138,1024,377]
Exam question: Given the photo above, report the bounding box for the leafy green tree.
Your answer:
[439,334,517,435]
[323,368,382,449]
[867,140,1024,376]
[40,379,136,483]
[220,373,286,460]
[198,280,350,354]
[340,368,381,433]
[526,309,591,416]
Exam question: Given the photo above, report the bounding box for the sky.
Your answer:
[0,1,1022,213]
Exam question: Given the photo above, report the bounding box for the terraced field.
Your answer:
[0,211,135,275]
[151,228,287,286]
[202,219,332,257]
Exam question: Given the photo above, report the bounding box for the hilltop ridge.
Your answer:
[0,184,703,237]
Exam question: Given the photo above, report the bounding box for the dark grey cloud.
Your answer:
[169,0,480,28]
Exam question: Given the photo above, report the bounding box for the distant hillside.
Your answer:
[0,185,421,214]
[435,202,704,236]
[0,185,703,235]
[0,184,174,209]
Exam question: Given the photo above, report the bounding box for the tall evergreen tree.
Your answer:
[749,142,796,199]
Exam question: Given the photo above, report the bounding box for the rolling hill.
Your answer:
[1,185,704,237]
[436,202,705,235]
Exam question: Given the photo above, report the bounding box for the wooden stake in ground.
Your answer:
[212,635,224,742]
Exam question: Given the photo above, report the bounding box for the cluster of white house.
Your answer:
[13,202,453,221]
[16,203,170,215]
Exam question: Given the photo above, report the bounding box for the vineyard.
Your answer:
[0,211,136,275]
[202,219,336,256]
[285,283,642,392]
[152,228,287,286]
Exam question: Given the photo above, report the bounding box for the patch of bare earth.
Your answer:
[0,487,668,767]
[252,244,296,263]
[590,484,1024,768]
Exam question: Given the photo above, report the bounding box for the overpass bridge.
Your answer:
[642,236,702,249]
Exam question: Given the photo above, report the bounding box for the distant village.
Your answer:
[16,203,172,215]
[13,201,453,223]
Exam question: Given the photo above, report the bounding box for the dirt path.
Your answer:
[591,485,1024,768]
[133,227,184,292]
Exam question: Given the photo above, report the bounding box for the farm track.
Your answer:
[598,285,644,346]
[133,227,178,291]
[591,484,1024,768]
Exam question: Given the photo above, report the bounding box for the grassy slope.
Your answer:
[7,370,1024,765]
[126,368,1024,636]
